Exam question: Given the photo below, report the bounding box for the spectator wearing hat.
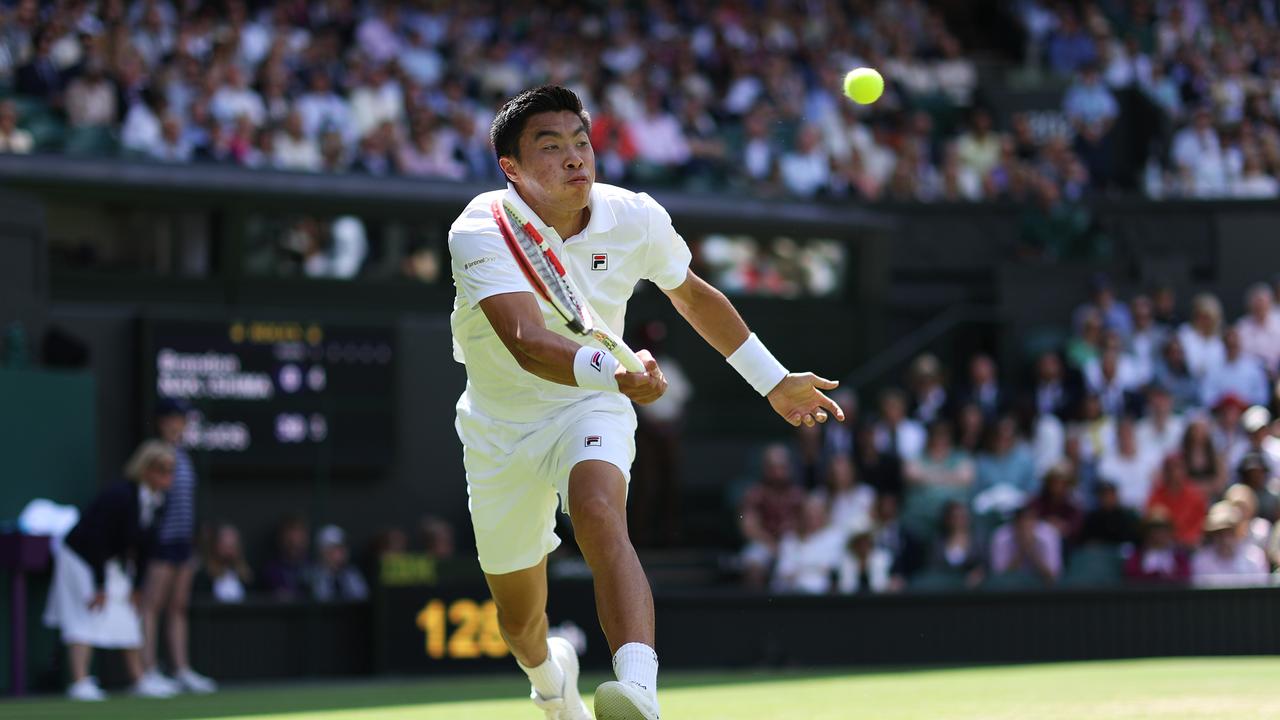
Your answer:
[1123,508,1191,584]
[1147,454,1208,548]
[45,441,177,701]
[1211,394,1251,478]
[1236,283,1280,375]
[1236,407,1280,482]
[1080,481,1141,547]
[1177,293,1227,379]
[1224,484,1272,553]
[1236,453,1280,523]
[1191,502,1271,587]
[1201,327,1269,408]
[140,399,215,695]
[311,525,369,602]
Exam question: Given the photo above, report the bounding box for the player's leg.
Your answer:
[567,460,654,652]
[485,557,552,667]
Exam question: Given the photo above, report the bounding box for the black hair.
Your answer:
[489,85,591,162]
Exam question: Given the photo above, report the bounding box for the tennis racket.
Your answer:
[491,198,645,373]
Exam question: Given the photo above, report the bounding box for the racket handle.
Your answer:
[591,330,646,374]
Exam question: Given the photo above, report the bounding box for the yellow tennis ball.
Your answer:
[843,67,883,105]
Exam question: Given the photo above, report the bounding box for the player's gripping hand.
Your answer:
[616,349,667,405]
[767,373,845,427]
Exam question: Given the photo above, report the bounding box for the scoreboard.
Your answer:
[144,318,396,468]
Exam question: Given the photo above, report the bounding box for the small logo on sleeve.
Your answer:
[591,253,608,271]
[463,256,497,271]
[590,351,604,372]
[584,435,602,447]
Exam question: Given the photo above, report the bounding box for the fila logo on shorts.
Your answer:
[591,253,608,271]
[584,435,602,447]
[590,351,604,372]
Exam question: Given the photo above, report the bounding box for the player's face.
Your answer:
[506,111,595,214]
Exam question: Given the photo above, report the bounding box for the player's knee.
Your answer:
[570,493,624,533]
[496,607,543,640]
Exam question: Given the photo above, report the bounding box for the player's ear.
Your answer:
[498,156,520,184]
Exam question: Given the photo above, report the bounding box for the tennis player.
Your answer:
[449,85,844,720]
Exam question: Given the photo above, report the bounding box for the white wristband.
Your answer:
[727,333,788,396]
[574,345,620,392]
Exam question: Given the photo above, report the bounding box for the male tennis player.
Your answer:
[449,85,844,720]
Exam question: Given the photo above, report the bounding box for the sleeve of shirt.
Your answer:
[449,222,531,309]
[640,193,692,290]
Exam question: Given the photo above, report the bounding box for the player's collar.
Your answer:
[502,182,617,237]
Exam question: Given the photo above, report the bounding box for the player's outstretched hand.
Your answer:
[767,373,845,427]
[616,349,667,405]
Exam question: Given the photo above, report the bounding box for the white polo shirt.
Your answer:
[449,182,692,423]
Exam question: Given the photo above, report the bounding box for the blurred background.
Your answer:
[2,0,1280,704]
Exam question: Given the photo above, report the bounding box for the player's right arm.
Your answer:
[478,291,666,404]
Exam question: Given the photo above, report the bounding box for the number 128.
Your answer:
[416,599,510,660]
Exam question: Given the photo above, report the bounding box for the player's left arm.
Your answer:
[661,270,845,427]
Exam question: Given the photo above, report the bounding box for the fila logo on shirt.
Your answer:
[591,253,608,271]
[590,351,604,372]
[584,435,602,447]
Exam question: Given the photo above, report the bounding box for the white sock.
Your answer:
[519,647,565,700]
[613,642,659,697]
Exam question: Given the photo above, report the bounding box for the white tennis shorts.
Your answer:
[456,394,637,575]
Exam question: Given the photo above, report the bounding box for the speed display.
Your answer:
[145,319,396,467]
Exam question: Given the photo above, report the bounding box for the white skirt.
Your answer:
[43,544,142,648]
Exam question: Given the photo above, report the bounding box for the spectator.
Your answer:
[974,416,1037,508]
[836,525,898,594]
[1171,108,1227,197]
[1080,481,1141,547]
[1075,275,1133,339]
[1231,153,1280,198]
[355,3,403,65]
[349,64,404,139]
[954,402,987,457]
[1191,502,1271,587]
[739,444,807,588]
[628,91,692,178]
[854,423,904,500]
[210,65,265,129]
[16,32,67,101]
[1098,415,1164,511]
[1047,11,1097,75]
[273,110,322,172]
[140,399,215,696]
[953,354,1006,422]
[953,108,1001,181]
[1237,453,1280,523]
[44,440,177,701]
[1153,338,1201,412]
[1030,462,1085,545]
[1085,340,1142,417]
[1182,417,1228,498]
[1071,392,1115,463]
[1201,327,1269,408]
[121,89,166,156]
[778,123,831,198]
[1063,62,1118,138]
[417,516,456,560]
[310,525,370,602]
[1135,383,1186,460]
[0,99,34,154]
[1124,508,1191,584]
[989,505,1062,584]
[1211,395,1250,480]
[262,515,311,600]
[772,497,846,594]
[1066,308,1104,370]
[296,71,354,143]
[1147,453,1208,548]
[199,524,252,603]
[902,421,975,539]
[1225,484,1272,553]
[907,353,949,425]
[869,493,922,583]
[873,388,926,460]
[149,114,193,162]
[65,61,117,128]
[1236,283,1280,374]
[922,500,985,588]
[813,455,875,539]
[395,121,466,179]
[1237,406,1280,480]
[1127,295,1165,384]
[1032,350,1081,421]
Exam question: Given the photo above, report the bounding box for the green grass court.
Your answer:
[3,657,1278,720]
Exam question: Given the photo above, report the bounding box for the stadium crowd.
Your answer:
[0,0,1278,202]
[739,275,1280,593]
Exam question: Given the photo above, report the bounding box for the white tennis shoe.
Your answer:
[594,680,660,720]
[531,636,593,720]
[67,677,106,702]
